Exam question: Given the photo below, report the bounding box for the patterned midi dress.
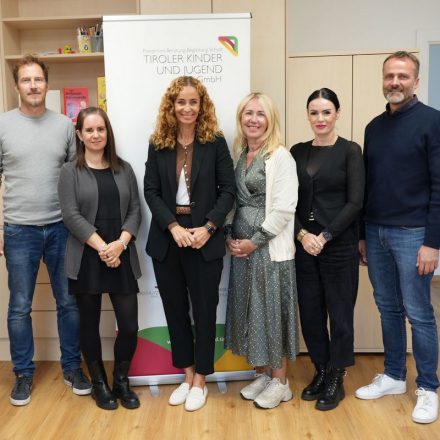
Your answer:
[224,150,299,369]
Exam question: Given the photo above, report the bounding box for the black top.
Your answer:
[291,136,365,239]
[94,168,121,220]
[69,168,138,295]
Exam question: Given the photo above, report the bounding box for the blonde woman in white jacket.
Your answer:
[224,93,299,409]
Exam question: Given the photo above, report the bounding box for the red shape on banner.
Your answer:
[128,337,183,376]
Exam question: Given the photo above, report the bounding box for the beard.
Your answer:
[383,86,414,106]
[385,91,405,104]
[27,95,45,107]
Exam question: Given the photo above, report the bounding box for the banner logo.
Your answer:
[218,36,238,56]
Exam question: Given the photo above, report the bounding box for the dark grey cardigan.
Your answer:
[58,160,142,280]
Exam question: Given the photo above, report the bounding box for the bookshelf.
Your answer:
[0,0,139,111]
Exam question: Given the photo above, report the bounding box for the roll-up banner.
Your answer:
[103,13,253,385]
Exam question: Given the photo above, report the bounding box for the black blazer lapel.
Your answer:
[166,147,178,197]
[191,141,206,190]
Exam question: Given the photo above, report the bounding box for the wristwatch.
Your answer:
[204,222,217,235]
[118,238,128,250]
[322,230,333,242]
[296,229,309,242]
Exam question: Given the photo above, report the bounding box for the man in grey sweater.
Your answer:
[0,55,91,406]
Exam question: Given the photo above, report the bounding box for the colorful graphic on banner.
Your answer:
[103,13,252,384]
[218,36,239,56]
[129,324,251,376]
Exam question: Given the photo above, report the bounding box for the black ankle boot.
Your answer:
[113,361,140,409]
[87,360,118,410]
[315,367,345,411]
[301,363,328,401]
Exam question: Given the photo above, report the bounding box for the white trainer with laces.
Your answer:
[240,373,271,400]
[253,378,293,409]
[355,373,406,400]
[412,388,439,424]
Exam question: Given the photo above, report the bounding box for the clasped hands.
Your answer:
[171,225,211,249]
[302,232,326,256]
[98,240,124,268]
[226,238,257,258]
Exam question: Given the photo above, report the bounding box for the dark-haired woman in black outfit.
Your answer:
[58,107,142,411]
[290,88,364,411]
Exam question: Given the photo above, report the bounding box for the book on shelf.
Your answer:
[97,77,107,112]
[63,87,89,122]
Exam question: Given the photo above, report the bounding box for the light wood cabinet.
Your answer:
[352,54,390,145]
[213,0,286,137]
[0,58,4,113]
[287,51,415,351]
[140,0,211,14]
[287,55,353,147]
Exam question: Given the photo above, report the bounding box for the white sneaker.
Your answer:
[412,388,439,424]
[253,378,293,409]
[169,382,190,405]
[240,373,271,400]
[184,386,208,411]
[355,374,406,400]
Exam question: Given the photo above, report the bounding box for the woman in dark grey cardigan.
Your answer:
[58,107,141,411]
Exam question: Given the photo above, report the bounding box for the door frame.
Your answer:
[417,29,440,102]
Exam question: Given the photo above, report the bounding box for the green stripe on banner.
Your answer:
[138,324,226,362]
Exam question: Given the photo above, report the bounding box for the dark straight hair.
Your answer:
[306,88,340,111]
[75,107,122,171]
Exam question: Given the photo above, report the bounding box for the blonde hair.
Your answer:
[150,76,221,149]
[233,92,283,160]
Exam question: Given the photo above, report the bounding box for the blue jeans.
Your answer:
[366,223,439,391]
[4,221,81,376]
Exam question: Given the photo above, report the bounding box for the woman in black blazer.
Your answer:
[58,107,142,411]
[144,76,235,411]
[290,88,364,411]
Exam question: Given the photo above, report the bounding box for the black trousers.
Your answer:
[75,293,139,363]
[295,222,359,368]
[152,220,223,376]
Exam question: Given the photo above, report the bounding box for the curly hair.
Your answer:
[233,92,283,161]
[150,76,221,149]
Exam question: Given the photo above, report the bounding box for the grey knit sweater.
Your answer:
[0,108,75,225]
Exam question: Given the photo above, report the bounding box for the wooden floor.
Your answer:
[1,283,440,440]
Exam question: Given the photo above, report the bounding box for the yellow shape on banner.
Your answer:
[215,349,253,372]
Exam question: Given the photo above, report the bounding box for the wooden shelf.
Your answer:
[0,0,139,111]
[2,15,103,30]
[5,53,104,63]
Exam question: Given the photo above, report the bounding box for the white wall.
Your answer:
[287,0,440,54]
